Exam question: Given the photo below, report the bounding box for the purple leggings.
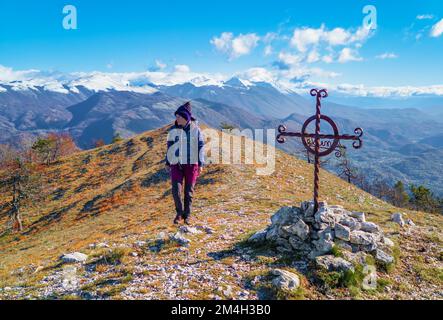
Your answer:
[170,164,199,218]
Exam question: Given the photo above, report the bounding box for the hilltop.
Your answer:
[0,125,441,300]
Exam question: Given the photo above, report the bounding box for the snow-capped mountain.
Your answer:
[157,77,312,118]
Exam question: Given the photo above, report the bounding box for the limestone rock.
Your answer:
[339,216,361,231]
[179,225,202,234]
[275,237,292,251]
[342,251,367,265]
[317,227,334,241]
[334,239,353,252]
[349,230,378,246]
[248,229,267,243]
[382,237,395,248]
[288,236,311,252]
[261,202,390,275]
[315,255,355,273]
[349,211,366,222]
[265,225,280,242]
[391,212,405,227]
[271,206,301,225]
[334,223,351,241]
[375,249,394,265]
[270,269,300,291]
[171,232,190,246]
[282,219,310,241]
[312,238,334,256]
[314,207,337,227]
[134,241,147,247]
[300,200,327,217]
[61,252,88,264]
[360,221,380,233]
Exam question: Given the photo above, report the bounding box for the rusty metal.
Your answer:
[276,88,363,213]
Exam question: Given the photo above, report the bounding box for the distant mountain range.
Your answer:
[0,76,442,195]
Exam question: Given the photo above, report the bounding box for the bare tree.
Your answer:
[0,145,41,232]
[336,144,357,183]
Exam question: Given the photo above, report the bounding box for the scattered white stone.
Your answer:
[391,213,405,227]
[270,269,300,291]
[179,226,202,234]
[60,252,88,264]
[375,249,394,265]
[134,241,147,247]
[383,237,395,248]
[223,285,233,298]
[362,270,378,291]
[171,232,191,246]
[196,225,214,234]
[33,266,44,274]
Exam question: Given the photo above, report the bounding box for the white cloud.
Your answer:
[430,18,443,37]
[287,25,372,64]
[210,32,260,60]
[263,32,277,43]
[290,25,372,52]
[237,67,275,83]
[277,52,303,68]
[348,26,371,43]
[155,60,167,70]
[338,48,362,63]
[264,45,273,56]
[324,27,351,45]
[0,65,40,82]
[306,49,320,63]
[375,52,398,59]
[174,64,191,73]
[416,14,434,20]
[291,26,324,52]
[333,83,443,97]
[322,55,334,64]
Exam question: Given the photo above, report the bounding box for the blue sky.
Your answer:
[0,0,442,90]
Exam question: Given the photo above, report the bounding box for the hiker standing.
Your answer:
[165,102,205,225]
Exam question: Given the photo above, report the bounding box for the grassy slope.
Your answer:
[0,125,441,299]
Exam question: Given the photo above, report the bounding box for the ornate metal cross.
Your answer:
[276,88,363,213]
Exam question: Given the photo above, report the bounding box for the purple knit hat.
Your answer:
[174,101,195,121]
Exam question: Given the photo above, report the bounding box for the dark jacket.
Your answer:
[165,121,205,167]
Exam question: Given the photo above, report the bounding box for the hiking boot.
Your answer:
[173,214,182,224]
[184,217,191,225]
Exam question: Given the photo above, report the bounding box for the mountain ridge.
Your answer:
[0,125,441,299]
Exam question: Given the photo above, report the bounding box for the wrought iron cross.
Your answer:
[276,88,363,213]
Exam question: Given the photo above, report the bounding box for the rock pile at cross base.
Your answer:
[249,201,395,273]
